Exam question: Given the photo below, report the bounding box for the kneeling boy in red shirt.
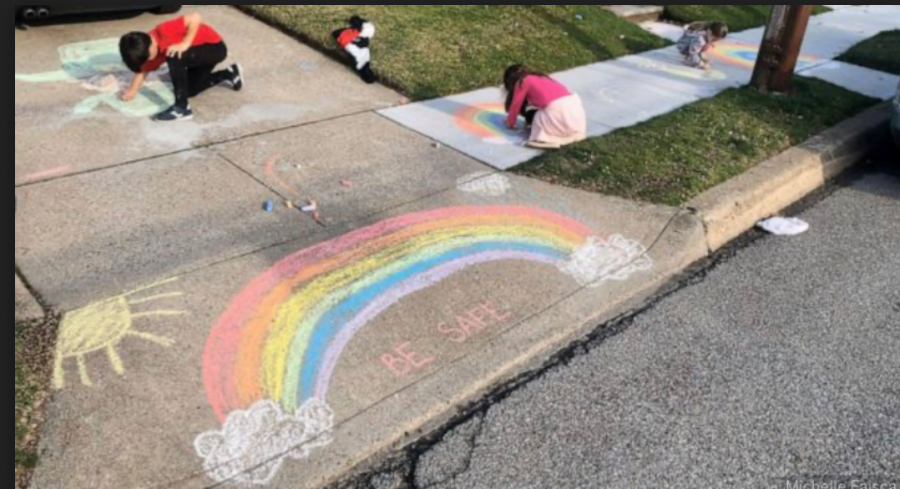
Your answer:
[119,12,243,122]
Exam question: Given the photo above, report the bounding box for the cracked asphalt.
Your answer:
[342,153,900,489]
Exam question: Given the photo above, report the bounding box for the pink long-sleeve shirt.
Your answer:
[507,75,572,127]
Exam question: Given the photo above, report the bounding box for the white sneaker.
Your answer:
[229,63,244,92]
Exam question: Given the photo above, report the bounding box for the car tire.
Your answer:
[153,5,182,15]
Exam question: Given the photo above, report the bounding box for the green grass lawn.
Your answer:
[664,5,831,33]
[15,318,56,489]
[238,5,669,100]
[838,30,900,75]
[514,77,877,206]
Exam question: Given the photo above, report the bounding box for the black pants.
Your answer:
[166,42,229,108]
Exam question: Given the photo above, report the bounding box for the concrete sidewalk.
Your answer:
[16,6,704,489]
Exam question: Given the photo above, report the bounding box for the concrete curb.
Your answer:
[688,102,892,252]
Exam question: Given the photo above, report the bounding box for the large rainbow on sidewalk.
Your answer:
[202,206,646,422]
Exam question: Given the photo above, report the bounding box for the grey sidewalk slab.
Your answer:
[639,21,685,43]
[15,5,398,186]
[30,173,705,489]
[553,64,703,131]
[800,61,900,101]
[14,149,323,311]
[214,112,491,228]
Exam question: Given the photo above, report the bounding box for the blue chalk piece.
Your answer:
[263,200,274,212]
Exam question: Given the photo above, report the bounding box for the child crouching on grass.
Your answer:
[119,12,243,122]
[504,65,587,150]
[677,21,729,71]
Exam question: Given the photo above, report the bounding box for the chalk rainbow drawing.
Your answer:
[453,103,527,145]
[263,155,301,198]
[15,38,174,118]
[53,278,185,389]
[632,58,728,81]
[196,206,653,484]
[709,40,820,70]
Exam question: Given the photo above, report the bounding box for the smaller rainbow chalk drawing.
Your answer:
[453,103,528,145]
[709,40,820,70]
[633,58,728,81]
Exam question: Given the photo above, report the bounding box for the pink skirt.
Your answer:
[530,94,587,146]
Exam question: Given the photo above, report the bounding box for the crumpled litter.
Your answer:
[757,217,809,236]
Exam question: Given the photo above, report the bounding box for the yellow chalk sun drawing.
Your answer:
[53,278,187,390]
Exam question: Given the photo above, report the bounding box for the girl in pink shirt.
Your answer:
[504,64,587,150]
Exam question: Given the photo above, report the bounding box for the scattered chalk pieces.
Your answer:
[263,200,274,212]
[341,180,354,189]
[301,200,318,213]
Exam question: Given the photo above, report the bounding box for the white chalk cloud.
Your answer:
[558,235,653,287]
[195,399,335,486]
[457,172,513,197]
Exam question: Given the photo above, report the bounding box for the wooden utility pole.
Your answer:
[751,5,815,94]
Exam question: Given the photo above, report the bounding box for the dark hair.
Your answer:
[503,64,549,112]
[119,32,152,73]
[710,21,729,40]
[688,21,729,40]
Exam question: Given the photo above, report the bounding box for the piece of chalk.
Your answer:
[301,200,318,213]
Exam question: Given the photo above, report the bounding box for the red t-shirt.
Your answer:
[141,17,224,73]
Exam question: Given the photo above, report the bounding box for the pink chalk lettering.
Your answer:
[481,302,512,322]
[437,301,513,344]
[380,342,435,377]
[437,322,468,344]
